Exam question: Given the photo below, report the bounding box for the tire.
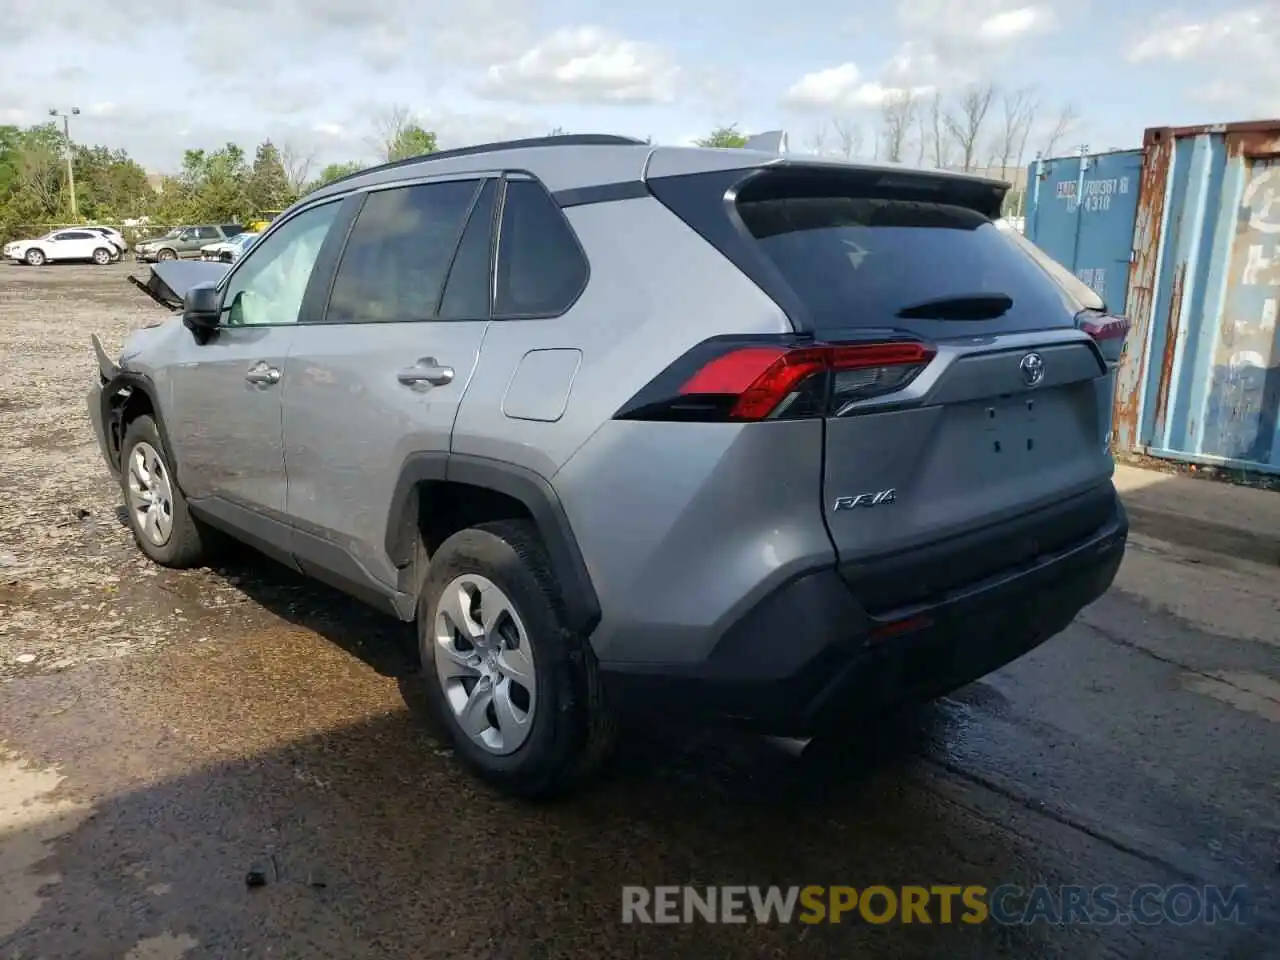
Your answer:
[156,248,177,262]
[119,415,208,568]
[417,520,615,799]
[25,248,45,266]
[91,247,112,265]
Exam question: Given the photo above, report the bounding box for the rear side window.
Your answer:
[326,179,480,324]
[735,185,1078,337]
[439,179,497,321]
[493,179,587,318]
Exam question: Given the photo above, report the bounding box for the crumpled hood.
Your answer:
[128,260,230,310]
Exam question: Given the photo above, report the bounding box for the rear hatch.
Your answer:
[649,163,1119,614]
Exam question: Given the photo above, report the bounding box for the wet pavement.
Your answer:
[2,266,1279,959]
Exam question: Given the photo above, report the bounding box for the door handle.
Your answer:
[245,363,281,385]
[396,358,454,388]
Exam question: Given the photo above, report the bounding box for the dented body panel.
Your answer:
[1114,121,1280,475]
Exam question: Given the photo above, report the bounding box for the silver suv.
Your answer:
[88,135,1129,797]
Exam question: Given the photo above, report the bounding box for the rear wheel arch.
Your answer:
[386,453,602,637]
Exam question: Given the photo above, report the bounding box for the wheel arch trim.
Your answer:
[385,452,602,637]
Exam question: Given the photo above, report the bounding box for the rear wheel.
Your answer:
[417,520,615,798]
[24,248,45,266]
[119,415,209,568]
[91,247,112,265]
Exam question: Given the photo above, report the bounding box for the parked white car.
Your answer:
[87,226,128,258]
[3,229,119,266]
[199,230,260,263]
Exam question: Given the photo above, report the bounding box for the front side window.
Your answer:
[326,179,481,324]
[223,202,340,327]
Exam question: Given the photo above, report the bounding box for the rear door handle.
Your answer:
[245,362,281,385]
[397,358,454,388]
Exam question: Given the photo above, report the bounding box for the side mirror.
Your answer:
[182,282,223,342]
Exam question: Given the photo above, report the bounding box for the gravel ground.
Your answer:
[0,263,394,683]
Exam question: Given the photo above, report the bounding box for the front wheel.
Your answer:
[91,247,112,265]
[417,520,615,798]
[155,248,177,262]
[119,415,209,568]
[25,248,45,266]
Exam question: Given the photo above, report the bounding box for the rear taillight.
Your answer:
[615,339,935,422]
[1079,314,1129,342]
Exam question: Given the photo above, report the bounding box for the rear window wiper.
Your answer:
[895,292,1013,320]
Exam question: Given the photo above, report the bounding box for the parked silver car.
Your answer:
[88,134,1129,797]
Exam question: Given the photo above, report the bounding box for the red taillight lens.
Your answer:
[1079,315,1129,341]
[675,341,934,421]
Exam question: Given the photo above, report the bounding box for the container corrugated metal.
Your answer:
[1114,120,1280,475]
[1025,149,1144,313]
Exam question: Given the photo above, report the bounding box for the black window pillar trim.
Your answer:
[385,452,602,637]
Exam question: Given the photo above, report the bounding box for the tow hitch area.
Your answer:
[128,260,229,311]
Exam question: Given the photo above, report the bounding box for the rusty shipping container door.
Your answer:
[1025,149,1144,313]
[1115,122,1280,475]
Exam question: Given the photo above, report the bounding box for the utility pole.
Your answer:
[48,107,81,221]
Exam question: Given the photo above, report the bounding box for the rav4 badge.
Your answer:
[833,489,896,511]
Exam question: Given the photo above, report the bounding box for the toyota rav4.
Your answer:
[88,134,1129,797]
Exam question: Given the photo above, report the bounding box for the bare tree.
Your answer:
[368,105,414,162]
[944,81,997,172]
[280,140,316,196]
[880,90,919,163]
[914,109,928,166]
[806,123,830,157]
[831,118,864,159]
[928,92,952,168]
[995,86,1039,180]
[1038,102,1080,159]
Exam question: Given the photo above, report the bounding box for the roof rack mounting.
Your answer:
[319,134,650,190]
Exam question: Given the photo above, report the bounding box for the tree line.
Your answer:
[0,90,1081,243]
[0,105,439,244]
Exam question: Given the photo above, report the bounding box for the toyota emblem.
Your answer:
[1020,352,1045,386]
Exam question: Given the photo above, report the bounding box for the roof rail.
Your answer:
[318,134,650,191]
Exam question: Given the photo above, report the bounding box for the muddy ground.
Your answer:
[1,263,1278,959]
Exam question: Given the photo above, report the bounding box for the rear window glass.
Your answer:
[735,191,1080,335]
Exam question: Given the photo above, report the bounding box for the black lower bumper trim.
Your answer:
[600,495,1128,735]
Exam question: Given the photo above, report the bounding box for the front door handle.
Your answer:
[397,358,454,388]
[245,362,281,385]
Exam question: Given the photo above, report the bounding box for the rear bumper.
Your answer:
[600,492,1127,735]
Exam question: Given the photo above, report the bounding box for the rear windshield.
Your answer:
[735,186,1081,336]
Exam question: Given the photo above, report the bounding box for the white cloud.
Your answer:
[782,63,933,112]
[476,26,682,105]
[1126,6,1280,116]
[895,0,1057,45]
[1128,7,1275,62]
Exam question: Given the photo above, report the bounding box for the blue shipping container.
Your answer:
[1114,122,1280,475]
[1025,149,1144,315]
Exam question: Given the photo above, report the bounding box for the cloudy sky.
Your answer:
[0,0,1275,173]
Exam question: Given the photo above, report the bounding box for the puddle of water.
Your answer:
[0,747,92,939]
[1182,671,1280,723]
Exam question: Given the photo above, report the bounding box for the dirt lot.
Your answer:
[0,263,399,683]
[1,263,1278,959]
